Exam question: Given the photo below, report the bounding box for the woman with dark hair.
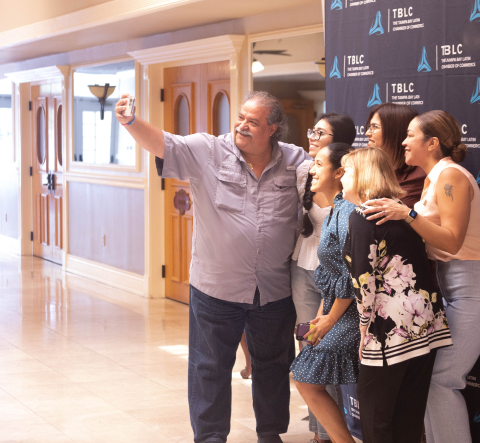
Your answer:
[365,103,424,208]
[362,110,480,443]
[291,142,360,443]
[291,114,355,443]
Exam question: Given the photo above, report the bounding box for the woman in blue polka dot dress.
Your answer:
[290,142,360,443]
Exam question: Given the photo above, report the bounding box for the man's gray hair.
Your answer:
[241,91,288,142]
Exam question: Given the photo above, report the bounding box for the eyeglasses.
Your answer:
[365,123,382,133]
[307,129,334,140]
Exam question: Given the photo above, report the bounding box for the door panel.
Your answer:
[163,61,230,304]
[32,85,64,264]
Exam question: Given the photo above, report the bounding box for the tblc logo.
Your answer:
[368,84,382,108]
[330,57,342,79]
[471,78,480,104]
[369,11,385,35]
[418,47,432,73]
[471,0,480,21]
[331,0,343,10]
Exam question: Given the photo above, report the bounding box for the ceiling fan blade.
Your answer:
[253,50,292,56]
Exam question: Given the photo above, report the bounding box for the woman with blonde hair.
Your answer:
[341,147,452,443]
[361,110,480,443]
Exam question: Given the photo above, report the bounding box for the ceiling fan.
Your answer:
[252,43,292,73]
[252,42,292,57]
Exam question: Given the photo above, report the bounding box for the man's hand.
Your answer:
[115,93,135,125]
[113,93,165,158]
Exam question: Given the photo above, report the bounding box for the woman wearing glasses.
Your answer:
[292,114,356,443]
[365,103,424,208]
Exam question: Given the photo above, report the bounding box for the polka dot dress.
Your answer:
[291,193,361,385]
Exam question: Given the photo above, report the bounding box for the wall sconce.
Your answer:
[251,59,265,74]
[88,83,116,120]
[315,58,326,77]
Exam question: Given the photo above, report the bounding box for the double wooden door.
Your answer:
[163,61,230,303]
[32,83,63,265]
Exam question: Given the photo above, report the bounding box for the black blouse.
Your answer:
[342,206,452,366]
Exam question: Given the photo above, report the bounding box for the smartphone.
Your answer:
[124,96,136,116]
[296,322,314,342]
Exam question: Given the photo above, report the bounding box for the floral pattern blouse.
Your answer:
[342,206,453,367]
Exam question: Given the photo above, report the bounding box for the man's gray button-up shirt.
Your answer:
[156,131,310,305]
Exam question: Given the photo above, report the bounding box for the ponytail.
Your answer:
[301,172,315,238]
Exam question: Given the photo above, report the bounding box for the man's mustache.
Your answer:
[236,127,253,138]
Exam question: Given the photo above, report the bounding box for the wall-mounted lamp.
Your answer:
[314,58,326,77]
[252,59,265,74]
[88,83,116,120]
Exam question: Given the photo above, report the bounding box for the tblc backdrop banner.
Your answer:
[325,0,480,183]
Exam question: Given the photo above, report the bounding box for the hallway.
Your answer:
[0,252,313,442]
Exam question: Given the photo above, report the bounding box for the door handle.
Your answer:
[47,172,56,192]
[173,189,193,215]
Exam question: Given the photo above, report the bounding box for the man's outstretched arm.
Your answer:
[115,94,165,159]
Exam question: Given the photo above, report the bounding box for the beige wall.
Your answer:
[68,182,145,275]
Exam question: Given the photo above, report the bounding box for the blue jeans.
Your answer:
[425,260,480,443]
[188,285,296,443]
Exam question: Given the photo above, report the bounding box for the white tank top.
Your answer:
[414,157,480,262]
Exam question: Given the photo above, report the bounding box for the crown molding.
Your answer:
[5,66,69,84]
[248,24,324,42]
[129,35,245,65]
[0,0,199,51]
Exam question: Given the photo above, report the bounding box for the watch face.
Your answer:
[409,209,418,218]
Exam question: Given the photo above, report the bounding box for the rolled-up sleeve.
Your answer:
[155,132,213,181]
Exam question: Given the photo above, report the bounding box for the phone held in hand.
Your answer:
[124,95,135,116]
[296,322,315,342]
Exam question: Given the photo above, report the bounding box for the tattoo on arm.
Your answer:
[444,183,453,201]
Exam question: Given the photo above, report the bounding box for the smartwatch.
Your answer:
[405,209,418,224]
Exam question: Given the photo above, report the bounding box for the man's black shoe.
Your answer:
[257,435,283,443]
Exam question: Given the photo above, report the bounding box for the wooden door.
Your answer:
[163,61,230,304]
[280,99,314,152]
[32,84,63,264]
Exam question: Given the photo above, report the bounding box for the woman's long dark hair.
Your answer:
[365,103,418,172]
[302,142,354,237]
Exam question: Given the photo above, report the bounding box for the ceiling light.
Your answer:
[252,59,265,74]
[315,58,326,77]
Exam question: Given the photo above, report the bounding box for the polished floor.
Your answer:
[0,252,325,443]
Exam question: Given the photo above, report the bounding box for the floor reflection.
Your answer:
[0,252,318,442]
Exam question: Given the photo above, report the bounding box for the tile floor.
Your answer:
[0,252,360,443]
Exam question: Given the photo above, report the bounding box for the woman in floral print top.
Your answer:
[340,147,452,443]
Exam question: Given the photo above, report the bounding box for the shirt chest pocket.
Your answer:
[214,169,247,214]
[273,173,298,217]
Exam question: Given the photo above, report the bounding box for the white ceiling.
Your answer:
[0,0,320,65]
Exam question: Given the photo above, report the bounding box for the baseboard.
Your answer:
[0,234,21,255]
[65,254,146,297]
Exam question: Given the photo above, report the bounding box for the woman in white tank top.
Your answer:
[362,110,480,443]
